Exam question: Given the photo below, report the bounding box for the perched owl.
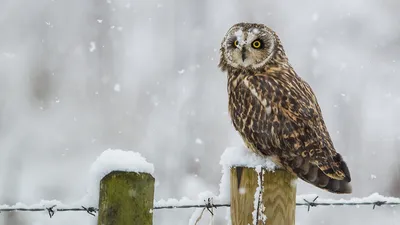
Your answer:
[219,23,352,194]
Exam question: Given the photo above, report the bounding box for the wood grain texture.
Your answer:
[230,167,296,225]
[97,171,155,225]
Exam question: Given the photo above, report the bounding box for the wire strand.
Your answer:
[1,197,399,218]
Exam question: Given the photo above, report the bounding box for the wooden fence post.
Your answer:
[230,167,296,225]
[97,171,155,225]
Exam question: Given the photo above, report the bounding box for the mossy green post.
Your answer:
[97,171,155,225]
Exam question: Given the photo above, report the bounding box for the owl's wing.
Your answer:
[242,74,351,193]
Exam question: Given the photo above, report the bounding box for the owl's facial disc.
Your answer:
[222,24,276,69]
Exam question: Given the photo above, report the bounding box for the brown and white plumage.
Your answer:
[219,23,352,193]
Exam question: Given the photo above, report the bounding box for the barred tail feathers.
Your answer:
[288,153,352,194]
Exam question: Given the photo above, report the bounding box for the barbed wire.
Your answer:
[296,196,400,211]
[1,195,399,218]
[155,196,400,211]
[0,206,98,218]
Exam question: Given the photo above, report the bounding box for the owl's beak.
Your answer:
[241,47,246,62]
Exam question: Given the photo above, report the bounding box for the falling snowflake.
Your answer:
[89,42,96,52]
[195,138,203,144]
[114,84,121,92]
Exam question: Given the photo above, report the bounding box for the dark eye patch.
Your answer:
[227,37,238,48]
[257,37,271,51]
[251,39,263,49]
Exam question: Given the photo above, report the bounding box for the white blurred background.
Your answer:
[0,0,399,224]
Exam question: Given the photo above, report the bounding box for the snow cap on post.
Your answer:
[90,149,154,177]
[85,149,154,206]
[218,146,276,201]
[220,146,276,169]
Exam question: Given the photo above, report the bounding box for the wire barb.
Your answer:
[81,206,97,216]
[204,198,215,216]
[303,196,319,212]
[46,205,56,218]
[373,201,386,209]
[154,203,230,210]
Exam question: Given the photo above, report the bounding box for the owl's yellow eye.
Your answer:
[252,40,262,49]
[233,40,239,47]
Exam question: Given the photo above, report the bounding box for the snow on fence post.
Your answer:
[90,149,155,225]
[220,147,296,225]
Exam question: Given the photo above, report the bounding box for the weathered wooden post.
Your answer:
[230,167,296,225]
[97,171,155,225]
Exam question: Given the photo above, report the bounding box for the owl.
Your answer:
[219,23,352,193]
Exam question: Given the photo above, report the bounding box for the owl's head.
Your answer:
[219,23,284,72]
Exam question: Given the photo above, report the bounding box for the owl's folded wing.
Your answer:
[243,74,351,184]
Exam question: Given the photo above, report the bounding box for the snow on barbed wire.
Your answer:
[0,200,97,218]
[155,191,220,209]
[297,193,400,206]
[153,193,400,212]
[1,192,399,214]
[0,200,69,211]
